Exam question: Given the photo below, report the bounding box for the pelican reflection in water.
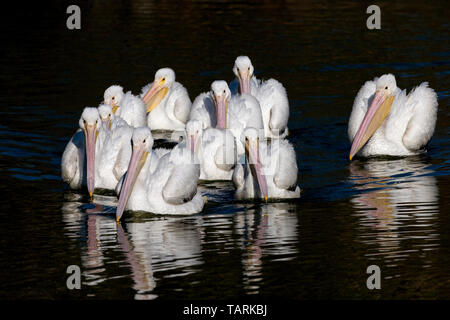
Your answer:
[62,193,204,299]
[234,203,298,294]
[349,156,439,263]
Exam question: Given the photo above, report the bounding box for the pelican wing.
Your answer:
[228,94,263,132]
[257,79,290,134]
[120,92,147,127]
[348,80,377,141]
[402,82,438,151]
[162,150,200,205]
[189,92,215,128]
[214,130,237,171]
[232,163,245,189]
[113,143,131,182]
[107,125,133,181]
[172,84,192,124]
[61,129,85,188]
[271,139,298,190]
[238,94,264,130]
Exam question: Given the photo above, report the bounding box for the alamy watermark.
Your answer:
[366,5,381,30]
[366,265,381,290]
[66,265,81,289]
[66,5,81,30]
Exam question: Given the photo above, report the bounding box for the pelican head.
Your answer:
[79,107,101,198]
[104,85,124,114]
[142,68,175,113]
[98,104,114,130]
[211,80,231,129]
[186,120,203,154]
[349,74,397,160]
[233,56,254,94]
[241,127,268,202]
[116,127,154,221]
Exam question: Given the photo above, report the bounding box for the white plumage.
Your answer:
[190,80,264,157]
[115,127,204,221]
[348,74,438,159]
[189,91,216,129]
[61,128,86,190]
[95,112,134,191]
[233,127,300,200]
[231,56,290,138]
[185,120,237,180]
[98,103,129,131]
[61,106,134,196]
[104,85,147,128]
[140,68,192,131]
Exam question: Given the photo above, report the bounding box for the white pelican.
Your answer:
[104,85,147,128]
[140,68,192,131]
[348,74,438,160]
[232,56,290,138]
[61,107,134,197]
[185,120,237,180]
[115,127,204,221]
[98,103,128,130]
[190,80,264,156]
[232,127,301,201]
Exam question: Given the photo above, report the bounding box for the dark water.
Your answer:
[0,1,449,299]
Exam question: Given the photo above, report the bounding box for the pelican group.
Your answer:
[190,80,264,157]
[61,57,439,221]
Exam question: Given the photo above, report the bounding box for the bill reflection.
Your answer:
[349,157,439,265]
[234,203,298,294]
[62,192,204,299]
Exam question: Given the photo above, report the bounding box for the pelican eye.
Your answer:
[385,86,388,90]
[109,113,111,117]
[223,90,225,94]
[83,120,86,124]
[248,67,250,71]
[162,77,166,81]
[143,139,146,143]
[237,67,240,72]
